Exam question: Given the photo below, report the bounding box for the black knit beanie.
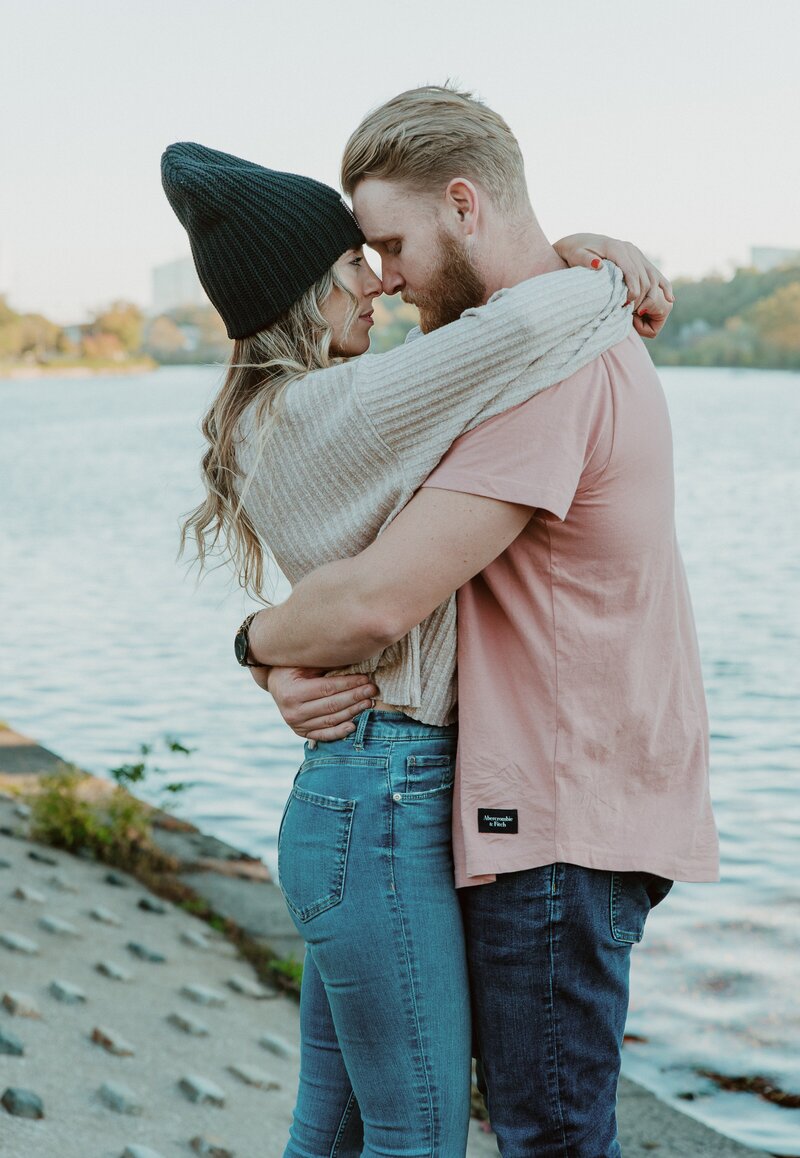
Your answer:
[161,142,366,339]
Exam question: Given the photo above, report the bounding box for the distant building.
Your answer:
[750,246,800,273]
[151,256,208,314]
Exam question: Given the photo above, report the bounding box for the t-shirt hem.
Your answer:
[456,844,720,888]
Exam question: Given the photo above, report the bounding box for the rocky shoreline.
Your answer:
[0,725,773,1157]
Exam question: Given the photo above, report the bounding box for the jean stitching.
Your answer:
[387,747,437,1153]
[610,872,642,943]
[330,1088,359,1157]
[547,864,570,1156]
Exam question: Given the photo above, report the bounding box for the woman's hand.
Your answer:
[264,666,378,743]
[554,233,674,339]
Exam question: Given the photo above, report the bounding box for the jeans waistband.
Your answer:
[350,708,456,750]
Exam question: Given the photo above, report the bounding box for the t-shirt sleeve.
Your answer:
[422,357,612,520]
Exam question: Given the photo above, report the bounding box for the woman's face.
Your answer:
[323,248,383,356]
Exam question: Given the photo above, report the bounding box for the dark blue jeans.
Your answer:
[459,864,672,1158]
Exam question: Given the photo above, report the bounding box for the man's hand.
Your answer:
[554,232,674,338]
[265,667,379,743]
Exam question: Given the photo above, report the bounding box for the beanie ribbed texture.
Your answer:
[161,142,365,339]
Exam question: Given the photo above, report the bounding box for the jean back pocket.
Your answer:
[278,786,355,924]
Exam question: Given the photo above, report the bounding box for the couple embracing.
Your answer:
[163,84,719,1157]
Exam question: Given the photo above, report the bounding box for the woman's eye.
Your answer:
[388,243,401,256]
[350,257,363,267]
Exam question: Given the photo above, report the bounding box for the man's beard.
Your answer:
[404,231,487,334]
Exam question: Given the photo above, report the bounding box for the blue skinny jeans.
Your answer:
[278,709,471,1157]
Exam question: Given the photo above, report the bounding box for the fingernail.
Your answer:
[591,258,602,269]
[638,308,647,316]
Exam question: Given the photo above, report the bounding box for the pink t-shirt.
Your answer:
[423,333,719,888]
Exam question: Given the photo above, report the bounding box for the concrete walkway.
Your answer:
[0,729,773,1157]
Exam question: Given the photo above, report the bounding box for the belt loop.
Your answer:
[352,707,373,751]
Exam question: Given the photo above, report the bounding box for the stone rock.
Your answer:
[96,960,133,982]
[48,873,79,893]
[39,914,81,937]
[180,929,210,951]
[181,984,226,1008]
[2,991,41,1018]
[127,941,166,963]
[1,1086,44,1119]
[226,975,277,999]
[91,1025,135,1056]
[98,1081,143,1115]
[167,1011,210,1037]
[105,870,130,887]
[0,931,39,955]
[0,1027,25,1056]
[0,825,20,838]
[138,896,167,914]
[259,1033,298,1061]
[227,1062,280,1090]
[0,858,12,869]
[12,884,46,903]
[178,1074,226,1107]
[13,803,32,819]
[28,849,58,865]
[190,1136,235,1157]
[122,1147,165,1158]
[49,980,87,1005]
[90,905,122,926]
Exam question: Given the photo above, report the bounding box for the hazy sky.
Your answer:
[1,0,798,322]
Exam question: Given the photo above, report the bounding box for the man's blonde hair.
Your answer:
[341,84,528,212]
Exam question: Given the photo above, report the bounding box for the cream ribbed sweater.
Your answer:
[236,263,632,725]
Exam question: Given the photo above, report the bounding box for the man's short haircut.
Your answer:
[341,84,528,212]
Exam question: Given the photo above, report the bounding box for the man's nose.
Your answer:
[381,267,405,296]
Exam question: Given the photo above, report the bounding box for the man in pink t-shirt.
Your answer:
[244,87,717,1157]
[422,330,717,891]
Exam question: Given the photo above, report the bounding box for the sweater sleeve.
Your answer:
[349,262,630,467]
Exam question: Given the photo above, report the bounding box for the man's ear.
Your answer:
[443,178,479,235]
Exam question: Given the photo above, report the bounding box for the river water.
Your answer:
[1,363,798,1153]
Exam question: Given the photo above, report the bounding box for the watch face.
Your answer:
[234,630,248,665]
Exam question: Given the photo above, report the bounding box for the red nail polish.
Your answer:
[591,258,602,269]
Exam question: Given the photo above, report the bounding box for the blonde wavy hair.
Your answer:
[179,263,358,599]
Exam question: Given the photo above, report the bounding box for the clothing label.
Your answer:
[478,808,518,834]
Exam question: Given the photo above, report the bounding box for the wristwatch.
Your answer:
[234,611,262,667]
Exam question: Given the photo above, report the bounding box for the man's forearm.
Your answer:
[247,558,398,669]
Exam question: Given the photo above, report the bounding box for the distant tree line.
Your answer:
[0,296,154,372]
[648,263,800,369]
[0,295,235,373]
